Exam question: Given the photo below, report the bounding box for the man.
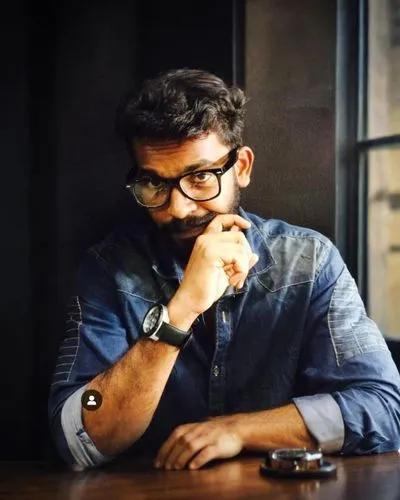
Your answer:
[49,69,400,471]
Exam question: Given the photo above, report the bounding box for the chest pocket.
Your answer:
[256,235,324,292]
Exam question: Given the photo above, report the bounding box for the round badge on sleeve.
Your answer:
[81,389,103,411]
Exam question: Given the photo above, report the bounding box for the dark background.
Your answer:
[1,0,339,460]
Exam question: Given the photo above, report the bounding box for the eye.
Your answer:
[147,178,163,188]
[190,172,212,183]
[138,177,166,190]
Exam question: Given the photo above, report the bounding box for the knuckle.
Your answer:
[195,234,205,245]
[195,234,208,248]
[237,247,249,261]
[181,433,191,445]
[179,434,195,450]
[237,232,245,243]
[186,440,197,452]
[172,427,184,440]
[236,231,250,250]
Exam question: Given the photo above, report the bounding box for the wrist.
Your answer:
[167,295,199,331]
[229,415,247,446]
[213,414,246,448]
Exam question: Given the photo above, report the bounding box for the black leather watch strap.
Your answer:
[157,322,191,347]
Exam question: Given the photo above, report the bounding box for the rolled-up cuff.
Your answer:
[61,384,114,470]
[292,393,345,453]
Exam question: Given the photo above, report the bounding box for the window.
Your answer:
[344,0,400,338]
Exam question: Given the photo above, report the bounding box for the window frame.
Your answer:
[336,0,400,317]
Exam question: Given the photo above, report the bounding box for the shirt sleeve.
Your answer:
[60,384,113,469]
[48,249,130,468]
[293,393,344,453]
[293,243,400,455]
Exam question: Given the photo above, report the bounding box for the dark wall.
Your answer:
[0,0,242,460]
[32,0,139,461]
[0,0,140,461]
[0,0,35,459]
[1,0,340,461]
[243,0,336,239]
[138,1,244,84]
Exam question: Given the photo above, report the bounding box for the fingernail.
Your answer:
[154,461,160,468]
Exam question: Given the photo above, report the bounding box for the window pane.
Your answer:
[368,0,400,138]
[368,148,400,337]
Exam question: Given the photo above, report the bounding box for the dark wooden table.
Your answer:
[1,453,400,499]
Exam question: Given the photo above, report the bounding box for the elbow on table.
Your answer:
[342,407,400,455]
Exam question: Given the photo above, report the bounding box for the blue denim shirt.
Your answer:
[48,208,400,468]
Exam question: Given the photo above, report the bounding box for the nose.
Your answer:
[166,187,197,219]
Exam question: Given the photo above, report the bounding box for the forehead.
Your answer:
[132,133,229,177]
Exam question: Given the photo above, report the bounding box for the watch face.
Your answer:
[143,305,162,335]
[275,449,310,461]
[273,448,322,461]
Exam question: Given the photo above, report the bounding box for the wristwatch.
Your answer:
[140,303,191,348]
[260,448,337,479]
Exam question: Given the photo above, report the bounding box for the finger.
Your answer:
[249,253,259,269]
[217,265,230,292]
[230,274,246,289]
[204,214,251,234]
[199,232,253,260]
[223,264,237,279]
[223,251,259,289]
[166,434,209,470]
[223,263,235,277]
[162,424,205,469]
[231,253,259,289]
[155,425,193,468]
[188,445,220,470]
[224,243,258,274]
[216,246,251,276]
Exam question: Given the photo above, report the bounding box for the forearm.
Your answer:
[83,339,179,455]
[227,404,317,451]
[83,299,197,456]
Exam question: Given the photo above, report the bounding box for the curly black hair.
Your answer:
[115,68,247,151]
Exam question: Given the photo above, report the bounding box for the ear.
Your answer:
[235,146,254,188]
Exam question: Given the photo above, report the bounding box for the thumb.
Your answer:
[249,253,259,268]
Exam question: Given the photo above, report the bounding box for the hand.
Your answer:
[154,417,243,470]
[169,214,259,317]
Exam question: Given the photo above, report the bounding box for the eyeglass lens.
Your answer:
[133,171,220,207]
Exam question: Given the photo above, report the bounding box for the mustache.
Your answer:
[160,212,217,234]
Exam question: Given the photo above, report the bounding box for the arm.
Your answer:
[228,404,317,451]
[49,249,196,468]
[49,214,257,468]
[292,245,400,455]
[155,242,400,470]
[83,301,195,456]
[82,214,257,456]
[154,404,316,470]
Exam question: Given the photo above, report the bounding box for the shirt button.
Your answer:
[212,365,220,377]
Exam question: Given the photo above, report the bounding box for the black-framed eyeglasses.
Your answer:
[125,147,239,208]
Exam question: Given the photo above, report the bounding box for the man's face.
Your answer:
[132,133,252,259]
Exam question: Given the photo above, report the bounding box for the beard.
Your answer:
[158,180,242,265]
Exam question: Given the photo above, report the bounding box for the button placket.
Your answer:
[209,301,230,415]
